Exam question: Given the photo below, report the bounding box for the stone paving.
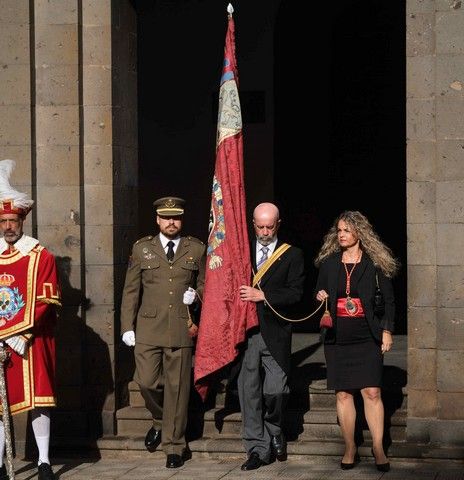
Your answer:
[9,335,463,479]
[7,456,464,480]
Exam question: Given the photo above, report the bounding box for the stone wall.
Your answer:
[407,0,464,445]
[0,0,138,446]
[0,0,34,449]
[1,0,464,451]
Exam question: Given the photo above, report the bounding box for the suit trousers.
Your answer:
[134,343,192,455]
[238,331,289,463]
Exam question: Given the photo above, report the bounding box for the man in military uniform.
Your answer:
[121,197,205,469]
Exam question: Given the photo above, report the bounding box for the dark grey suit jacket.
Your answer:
[252,239,305,374]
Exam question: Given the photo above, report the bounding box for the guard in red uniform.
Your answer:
[0,160,60,480]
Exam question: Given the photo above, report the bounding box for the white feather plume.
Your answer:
[0,159,34,211]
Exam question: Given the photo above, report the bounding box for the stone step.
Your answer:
[117,406,407,442]
[117,405,408,423]
[62,435,464,462]
[128,381,409,411]
[201,419,406,442]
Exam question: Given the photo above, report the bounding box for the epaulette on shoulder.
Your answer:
[187,236,204,245]
[135,235,153,245]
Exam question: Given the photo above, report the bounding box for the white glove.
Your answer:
[5,335,27,356]
[122,330,136,347]
[183,287,196,305]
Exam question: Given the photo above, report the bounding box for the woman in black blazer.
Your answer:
[314,211,399,472]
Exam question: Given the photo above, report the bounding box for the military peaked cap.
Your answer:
[153,196,185,216]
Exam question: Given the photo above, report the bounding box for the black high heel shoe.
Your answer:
[371,448,390,472]
[340,452,360,470]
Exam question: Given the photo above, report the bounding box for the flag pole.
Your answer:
[0,345,15,479]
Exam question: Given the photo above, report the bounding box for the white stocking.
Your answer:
[31,408,50,466]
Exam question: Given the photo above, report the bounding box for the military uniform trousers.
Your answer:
[134,342,192,456]
[237,331,289,463]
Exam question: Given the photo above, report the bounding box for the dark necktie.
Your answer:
[166,241,175,261]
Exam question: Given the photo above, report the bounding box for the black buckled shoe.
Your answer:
[271,433,287,460]
[166,454,183,469]
[0,464,9,480]
[144,427,162,452]
[38,463,55,480]
[240,452,264,471]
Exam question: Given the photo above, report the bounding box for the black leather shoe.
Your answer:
[182,446,192,462]
[271,433,287,459]
[240,452,264,471]
[38,463,56,480]
[144,427,162,452]
[166,454,183,468]
[0,464,9,480]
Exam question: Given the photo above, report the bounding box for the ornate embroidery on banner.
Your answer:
[0,273,25,326]
[216,61,242,147]
[207,175,225,270]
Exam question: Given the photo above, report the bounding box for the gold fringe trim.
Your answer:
[37,298,61,306]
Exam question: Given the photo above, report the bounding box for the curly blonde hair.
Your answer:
[314,211,400,278]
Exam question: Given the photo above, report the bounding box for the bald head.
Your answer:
[253,203,279,222]
[253,202,280,246]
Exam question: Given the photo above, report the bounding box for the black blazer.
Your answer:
[315,252,395,344]
[252,239,305,373]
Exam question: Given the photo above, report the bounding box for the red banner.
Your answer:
[194,9,258,400]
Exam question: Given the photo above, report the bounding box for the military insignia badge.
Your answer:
[142,247,156,260]
[0,273,25,327]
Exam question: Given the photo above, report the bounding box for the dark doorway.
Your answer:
[274,1,406,332]
[135,0,406,332]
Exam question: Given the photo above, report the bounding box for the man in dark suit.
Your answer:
[238,202,305,470]
[120,197,206,468]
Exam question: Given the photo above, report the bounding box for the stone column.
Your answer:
[0,0,33,449]
[0,0,33,228]
[407,0,464,445]
[0,0,137,447]
[81,0,117,437]
[33,0,84,439]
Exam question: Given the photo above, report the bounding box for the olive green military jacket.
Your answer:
[121,234,206,347]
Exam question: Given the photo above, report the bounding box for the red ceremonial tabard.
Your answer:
[0,245,59,414]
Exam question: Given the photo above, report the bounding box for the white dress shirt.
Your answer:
[159,233,180,255]
[256,238,278,265]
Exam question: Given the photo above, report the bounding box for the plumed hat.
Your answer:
[0,160,34,216]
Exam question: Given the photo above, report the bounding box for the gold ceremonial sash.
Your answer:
[252,243,291,287]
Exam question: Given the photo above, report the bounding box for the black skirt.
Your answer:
[325,316,383,391]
